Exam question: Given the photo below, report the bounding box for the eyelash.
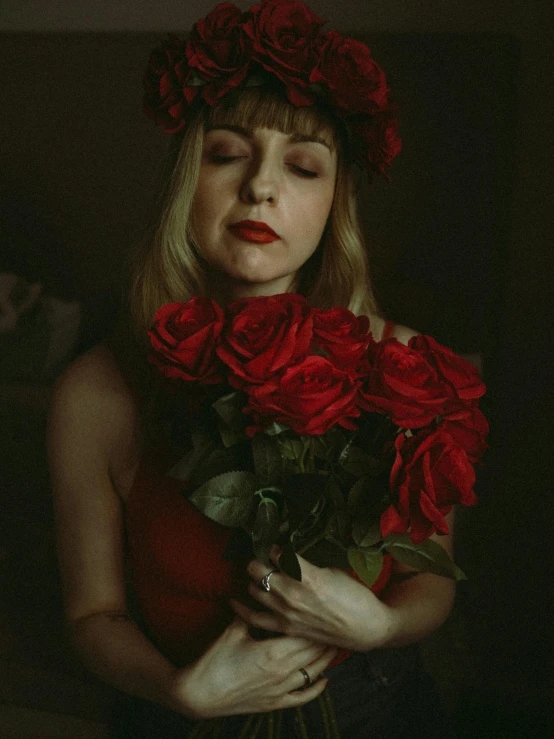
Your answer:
[209,155,319,179]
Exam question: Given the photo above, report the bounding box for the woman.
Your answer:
[48,2,458,736]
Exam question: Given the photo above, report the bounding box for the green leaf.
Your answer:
[352,520,382,548]
[348,476,388,516]
[187,470,257,527]
[252,434,282,486]
[187,70,207,87]
[217,422,244,449]
[168,432,215,481]
[212,391,248,445]
[251,498,281,567]
[383,534,466,580]
[340,446,381,477]
[171,432,248,486]
[278,437,305,461]
[347,547,384,587]
[310,435,330,460]
[264,421,289,437]
[212,391,244,425]
[325,476,350,540]
[324,428,349,458]
[279,538,302,581]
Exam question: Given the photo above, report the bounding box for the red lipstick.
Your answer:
[228,220,280,243]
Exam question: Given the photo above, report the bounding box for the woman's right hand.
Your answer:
[170,617,337,719]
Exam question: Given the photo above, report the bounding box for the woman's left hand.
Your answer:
[229,551,393,652]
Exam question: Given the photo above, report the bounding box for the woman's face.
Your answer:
[191,124,338,301]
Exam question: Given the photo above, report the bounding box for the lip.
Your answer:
[228,220,280,239]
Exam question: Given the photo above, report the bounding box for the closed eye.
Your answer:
[209,154,241,163]
[291,165,319,178]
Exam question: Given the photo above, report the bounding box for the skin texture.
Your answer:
[48,125,455,720]
[192,125,337,304]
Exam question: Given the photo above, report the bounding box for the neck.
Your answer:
[204,272,300,307]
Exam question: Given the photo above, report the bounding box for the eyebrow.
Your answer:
[205,124,333,152]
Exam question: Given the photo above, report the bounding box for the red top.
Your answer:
[126,320,397,667]
[126,448,392,668]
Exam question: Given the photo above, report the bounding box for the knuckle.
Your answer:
[263,644,282,669]
[274,666,290,683]
[261,657,288,684]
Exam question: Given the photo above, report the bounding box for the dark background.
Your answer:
[1,1,553,736]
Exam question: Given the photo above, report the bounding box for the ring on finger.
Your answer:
[258,569,278,593]
[299,667,311,689]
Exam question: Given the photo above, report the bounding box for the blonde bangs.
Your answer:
[205,86,342,153]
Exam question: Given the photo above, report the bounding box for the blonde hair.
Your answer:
[129,86,379,340]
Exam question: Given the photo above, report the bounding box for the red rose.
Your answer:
[310,30,389,115]
[350,110,402,179]
[359,338,451,429]
[408,335,486,403]
[245,0,325,106]
[143,35,198,133]
[245,355,360,435]
[381,426,477,544]
[312,307,371,369]
[216,294,313,388]
[442,406,489,463]
[148,298,224,383]
[186,3,253,105]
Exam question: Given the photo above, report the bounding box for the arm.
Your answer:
[48,346,184,710]
[48,346,336,718]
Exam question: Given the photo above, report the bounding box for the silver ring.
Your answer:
[258,569,278,592]
[299,667,311,689]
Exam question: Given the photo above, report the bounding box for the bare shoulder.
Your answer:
[48,344,141,491]
[50,344,138,435]
[367,314,419,345]
[390,323,419,346]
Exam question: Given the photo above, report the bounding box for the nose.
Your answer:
[239,156,279,205]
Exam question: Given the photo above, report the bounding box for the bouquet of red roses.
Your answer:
[147,293,488,585]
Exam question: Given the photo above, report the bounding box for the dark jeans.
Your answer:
[110,647,455,738]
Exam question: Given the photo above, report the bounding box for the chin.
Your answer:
[224,254,290,285]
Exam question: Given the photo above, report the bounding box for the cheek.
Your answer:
[297,194,333,240]
[191,184,222,241]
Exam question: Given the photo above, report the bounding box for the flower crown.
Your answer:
[143,0,402,180]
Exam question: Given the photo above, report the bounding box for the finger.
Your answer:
[276,675,329,710]
[223,614,252,641]
[246,580,281,607]
[283,645,338,694]
[229,598,283,634]
[269,544,282,565]
[278,640,332,673]
[305,645,339,679]
[247,560,281,585]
